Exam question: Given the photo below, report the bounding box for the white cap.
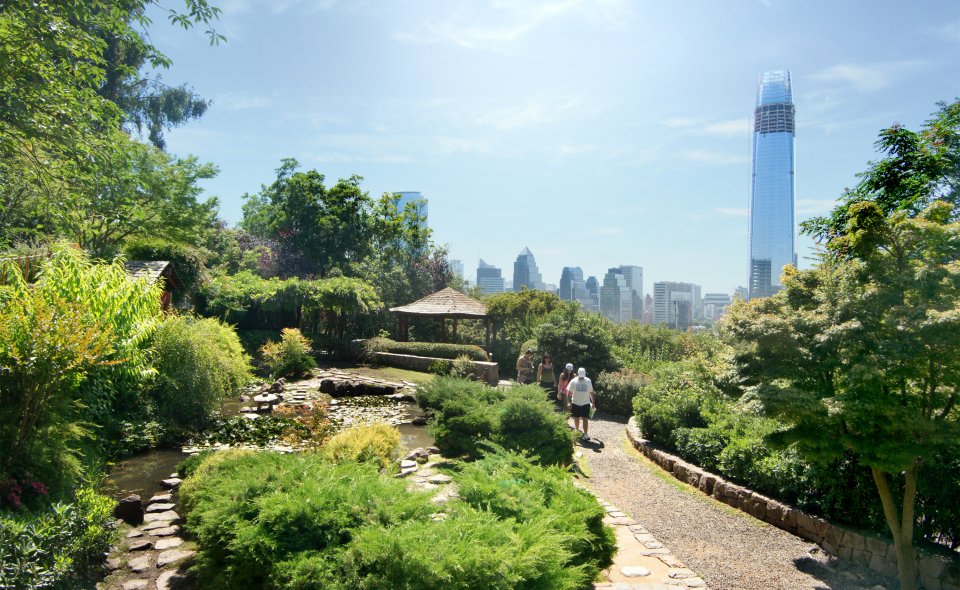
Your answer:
[565,363,574,370]
[578,367,586,377]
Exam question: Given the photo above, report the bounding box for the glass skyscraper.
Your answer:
[748,69,796,300]
[512,247,543,292]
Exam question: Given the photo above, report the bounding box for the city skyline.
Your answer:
[153,1,960,294]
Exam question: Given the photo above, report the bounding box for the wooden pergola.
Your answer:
[390,287,492,351]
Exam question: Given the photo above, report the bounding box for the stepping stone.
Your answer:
[644,541,665,549]
[141,520,170,531]
[127,529,144,538]
[168,472,179,478]
[127,556,151,573]
[122,580,148,589]
[156,571,182,590]
[148,493,172,504]
[106,558,121,571]
[684,578,707,588]
[427,474,452,484]
[146,502,176,513]
[668,568,697,579]
[621,565,651,577]
[143,510,179,523]
[608,510,628,518]
[128,539,153,551]
[160,478,182,490]
[150,525,181,537]
[399,460,417,469]
[155,537,183,550]
[156,549,196,568]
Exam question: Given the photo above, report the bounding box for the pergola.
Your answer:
[389,287,492,351]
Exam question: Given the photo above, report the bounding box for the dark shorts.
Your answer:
[571,403,591,419]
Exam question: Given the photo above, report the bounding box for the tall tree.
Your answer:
[727,101,960,590]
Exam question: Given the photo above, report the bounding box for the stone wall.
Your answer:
[372,352,499,385]
[625,418,960,590]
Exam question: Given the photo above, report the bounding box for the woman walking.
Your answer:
[536,354,556,400]
[557,363,576,408]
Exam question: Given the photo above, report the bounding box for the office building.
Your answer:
[619,265,644,320]
[703,293,733,321]
[560,266,591,305]
[450,259,464,280]
[600,268,633,323]
[585,276,600,313]
[476,259,504,295]
[512,247,543,292]
[653,282,699,330]
[748,69,796,300]
[396,191,428,224]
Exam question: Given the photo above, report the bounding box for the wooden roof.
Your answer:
[124,261,183,290]
[390,287,488,318]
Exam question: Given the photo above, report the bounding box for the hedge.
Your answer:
[363,337,487,361]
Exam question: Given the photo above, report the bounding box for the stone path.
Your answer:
[100,474,194,590]
[578,414,898,590]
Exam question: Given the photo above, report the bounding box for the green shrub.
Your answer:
[123,237,208,296]
[322,423,401,470]
[494,388,576,466]
[415,376,504,414]
[632,363,717,449]
[534,303,619,375]
[595,369,649,416]
[428,359,451,375]
[260,327,316,378]
[363,337,488,361]
[450,354,476,379]
[151,315,252,433]
[236,329,282,359]
[176,449,217,479]
[456,448,617,582]
[0,487,115,589]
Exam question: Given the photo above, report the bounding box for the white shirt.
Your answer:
[566,377,593,406]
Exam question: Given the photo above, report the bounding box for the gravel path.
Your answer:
[578,413,899,590]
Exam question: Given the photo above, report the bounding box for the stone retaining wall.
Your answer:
[372,352,499,385]
[626,418,960,590]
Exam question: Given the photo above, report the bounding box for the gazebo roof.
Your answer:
[124,260,184,290]
[390,287,488,318]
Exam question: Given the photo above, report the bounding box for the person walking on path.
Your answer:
[565,367,595,439]
[536,353,556,398]
[557,363,576,408]
[516,348,534,384]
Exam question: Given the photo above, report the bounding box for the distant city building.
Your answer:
[396,191,429,225]
[585,276,600,313]
[748,69,796,300]
[512,247,544,292]
[450,259,464,280]
[653,282,700,330]
[641,294,654,324]
[735,286,749,301]
[559,266,592,308]
[543,283,558,295]
[703,293,733,321]
[600,268,633,323]
[619,265,644,320]
[476,259,504,295]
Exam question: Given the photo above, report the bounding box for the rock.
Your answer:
[121,580,149,590]
[426,446,440,455]
[160,478,182,490]
[128,555,151,573]
[411,416,428,426]
[148,493,173,504]
[399,459,417,469]
[621,566,651,577]
[239,394,250,402]
[114,495,144,525]
[143,510,179,523]
[168,472,179,478]
[155,537,184,550]
[156,571,183,590]
[106,558,121,571]
[128,539,154,551]
[404,448,430,462]
[427,474,452,484]
[395,467,418,477]
[149,525,181,537]
[145,502,176,513]
[141,520,172,531]
[156,549,196,568]
[126,529,143,538]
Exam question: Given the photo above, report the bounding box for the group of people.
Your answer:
[516,349,596,439]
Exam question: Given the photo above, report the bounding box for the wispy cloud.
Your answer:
[715,207,748,217]
[393,0,632,51]
[662,117,750,138]
[216,92,272,111]
[810,60,929,92]
[476,97,584,130]
[929,19,960,42]
[681,150,748,166]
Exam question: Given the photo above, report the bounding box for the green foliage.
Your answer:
[456,448,617,582]
[176,450,217,479]
[363,337,488,361]
[0,246,161,495]
[151,315,252,433]
[123,237,208,295]
[428,359,451,375]
[194,416,311,448]
[321,423,402,470]
[632,363,719,448]
[594,369,650,416]
[485,290,563,368]
[419,378,574,464]
[260,328,316,378]
[450,354,477,379]
[0,487,115,589]
[534,303,618,375]
[180,452,435,589]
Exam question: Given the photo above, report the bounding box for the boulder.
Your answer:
[114,495,144,525]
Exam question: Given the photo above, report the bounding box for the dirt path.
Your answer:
[577,413,898,590]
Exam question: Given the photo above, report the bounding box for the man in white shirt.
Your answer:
[565,367,596,440]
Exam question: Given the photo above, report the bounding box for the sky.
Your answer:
[151,0,960,294]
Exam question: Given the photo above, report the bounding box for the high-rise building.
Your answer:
[450,259,464,280]
[476,259,504,295]
[585,276,600,313]
[653,282,699,330]
[559,267,580,300]
[512,247,543,292]
[619,265,644,320]
[749,69,796,300]
[703,293,733,321]
[396,191,429,225]
[641,294,654,324]
[600,268,633,323]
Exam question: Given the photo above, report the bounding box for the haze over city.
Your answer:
[153,0,960,294]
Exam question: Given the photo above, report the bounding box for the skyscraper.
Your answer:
[748,69,796,300]
[512,247,543,292]
[600,268,633,323]
[653,282,699,330]
[396,191,429,225]
[585,276,600,312]
[618,265,644,320]
[476,259,504,295]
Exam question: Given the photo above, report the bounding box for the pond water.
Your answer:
[103,448,186,500]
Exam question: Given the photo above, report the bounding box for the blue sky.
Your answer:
[153,0,960,294]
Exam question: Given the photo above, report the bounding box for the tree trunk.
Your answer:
[871,465,919,590]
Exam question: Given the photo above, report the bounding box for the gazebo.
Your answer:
[389,287,492,351]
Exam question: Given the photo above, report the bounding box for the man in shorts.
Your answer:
[565,367,596,439]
